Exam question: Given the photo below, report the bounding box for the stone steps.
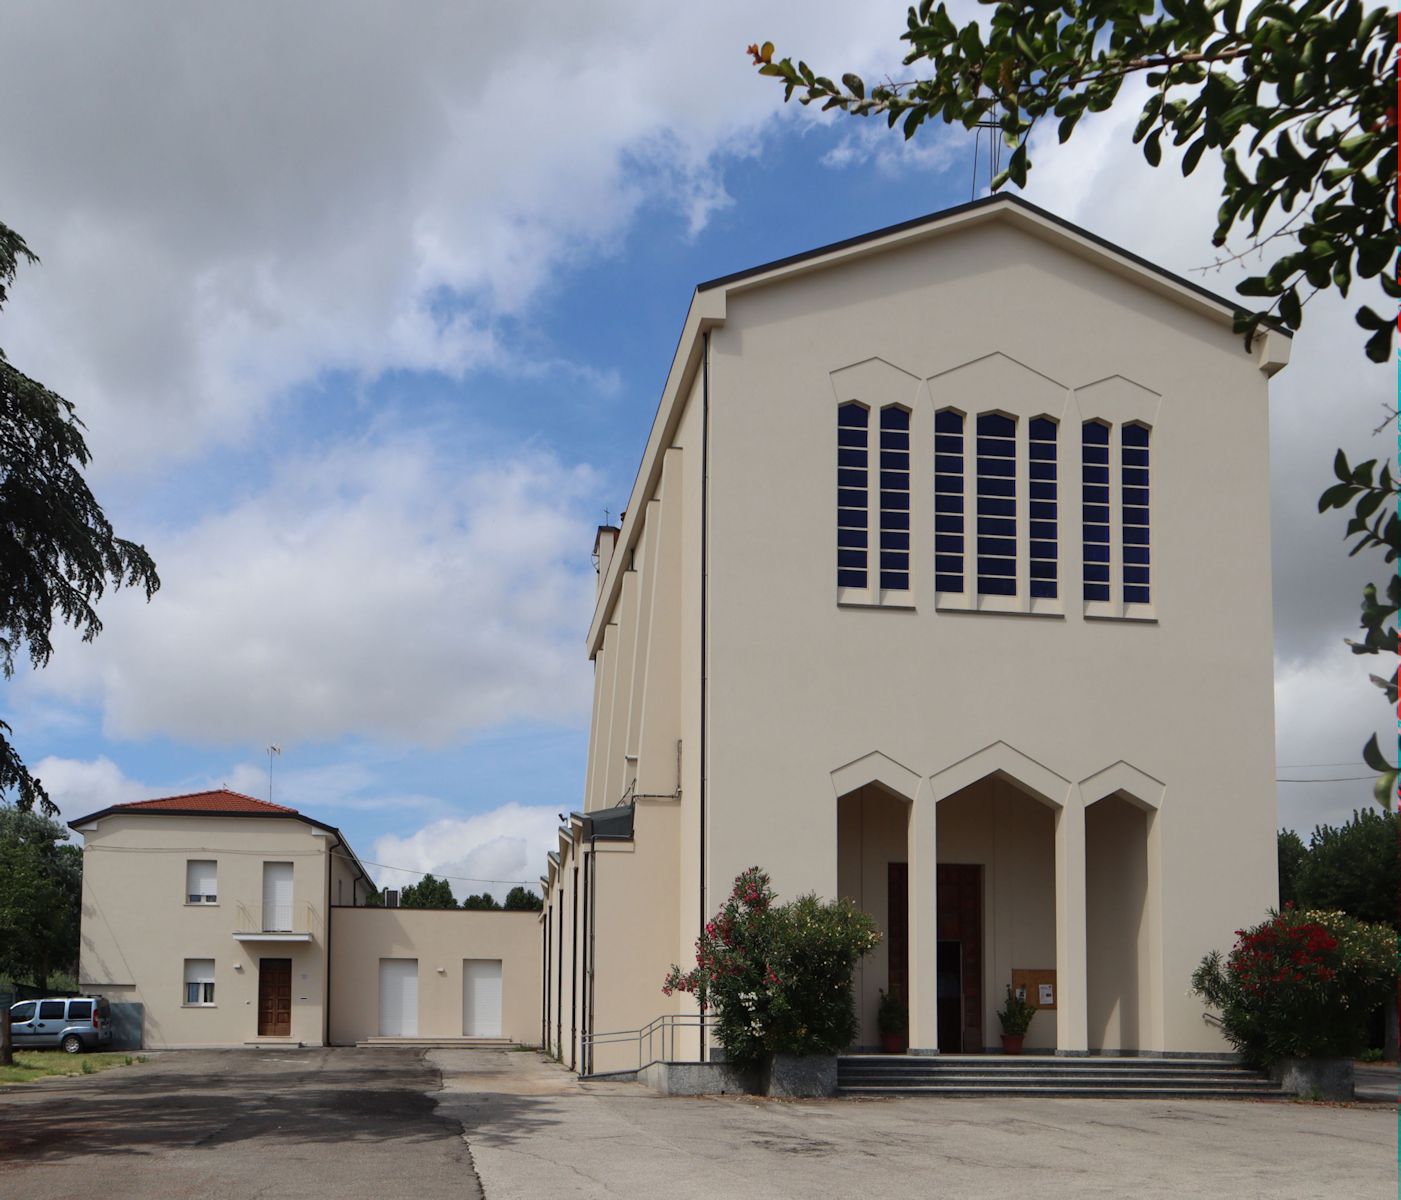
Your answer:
[837,1055,1283,1100]
[356,1037,515,1048]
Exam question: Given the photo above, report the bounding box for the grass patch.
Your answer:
[0,1051,139,1085]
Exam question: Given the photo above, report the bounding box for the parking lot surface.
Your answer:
[0,1045,1393,1199]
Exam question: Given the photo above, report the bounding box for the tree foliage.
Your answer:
[751,1,1399,801]
[1276,828,1307,908]
[1192,907,1396,1065]
[0,807,81,992]
[1292,808,1400,931]
[503,885,543,912]
[1,223,160,815]
[398,873,458,909]
[751,0,1395,357]
[461,891,502,911]
[663,867,881,1065]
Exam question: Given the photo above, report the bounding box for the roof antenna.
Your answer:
[267,745,282,805]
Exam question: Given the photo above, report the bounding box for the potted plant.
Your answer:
[997,985,1036,1054]
[877,988,908,1054]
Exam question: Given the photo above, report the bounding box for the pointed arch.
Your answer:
[928,741,1072,809]
[1080,760,1165,812]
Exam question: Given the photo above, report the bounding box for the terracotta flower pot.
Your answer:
[879,1031,906,1054]
[1000,1033,1025,1055]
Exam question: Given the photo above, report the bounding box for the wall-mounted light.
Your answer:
[436,966,446,975]
[233,963,243,971]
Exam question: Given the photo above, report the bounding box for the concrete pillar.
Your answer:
[907,786,939,1054]
[1055,793,1089,1054]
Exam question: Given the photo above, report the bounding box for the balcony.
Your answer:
[232,901,318,942]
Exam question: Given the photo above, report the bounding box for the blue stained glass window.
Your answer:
[1028,417,1057,598]
[977,413,1017,596]
[837,403,869,588]
[934,410,965,592]
[879,407,911,590]
[1122,424,1150,603]
[1082,420,1112,602]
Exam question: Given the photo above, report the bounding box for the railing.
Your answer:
[233,901,317,934]
[581,1012,717,1075]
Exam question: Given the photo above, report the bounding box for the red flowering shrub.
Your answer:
[663,867,880,1065]
[1191,907,1396,1065]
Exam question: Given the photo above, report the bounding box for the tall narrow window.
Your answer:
[934,410,965,592]
[1082,421,1111,601]
[976,412,1016,596]
[837,403,870,589]
[1122,423,1151,603]
[1028,417,1058,599]
[186,859,217,904]
[879,406,911,590]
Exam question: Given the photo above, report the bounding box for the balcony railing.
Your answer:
[232,901,319,941]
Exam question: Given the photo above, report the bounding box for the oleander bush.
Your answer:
[663,866,880,1066]
[1191,907,1397,1067]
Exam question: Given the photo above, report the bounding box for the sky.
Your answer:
[0,3,1391,899]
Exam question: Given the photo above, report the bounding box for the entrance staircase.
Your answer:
[837,1054,1283,1099]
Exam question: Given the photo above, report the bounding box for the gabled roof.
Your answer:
[68,789,372,888]
[105,789,299,816]
[586,193,1292,656]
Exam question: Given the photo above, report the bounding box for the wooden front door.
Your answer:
[257,958,292,1036]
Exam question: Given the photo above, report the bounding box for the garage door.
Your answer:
[379,959,418,1037]
[462,959,502,1038]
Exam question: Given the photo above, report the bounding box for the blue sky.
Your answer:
[0,3,1390,895]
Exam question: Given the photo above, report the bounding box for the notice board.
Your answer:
[1011,968,1057,1010]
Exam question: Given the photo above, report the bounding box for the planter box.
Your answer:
[762,1053,837,1098]
[1270,1057,1355,1101]
[641,1060,758,1096]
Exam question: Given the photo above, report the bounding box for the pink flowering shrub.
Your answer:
[663,866,881,1065]
[1191,906,1396,1065]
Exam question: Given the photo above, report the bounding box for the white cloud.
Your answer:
[0,1,909,473]
[21,434,599,746]
[371,802,560,901]
[29,755,150,825]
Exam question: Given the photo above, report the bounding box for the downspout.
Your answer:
[584,833,595,1075]
[542,909,551,1050]
[570,863,579,1071]
[556,887,564,1055]
[699,328,711,1061]
[324,837,335,1047]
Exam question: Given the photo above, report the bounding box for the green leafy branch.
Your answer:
[1319,450,1399,809]
[750,0,1398,359]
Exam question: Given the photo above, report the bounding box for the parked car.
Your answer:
[8,996,113,1053]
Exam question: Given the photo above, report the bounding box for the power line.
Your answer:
[331,848,539,889]
[1276,760,1368,769]
[1275,775,1375,783]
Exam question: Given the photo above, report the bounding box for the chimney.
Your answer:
[383,888,400,909]
[593,524,620,596]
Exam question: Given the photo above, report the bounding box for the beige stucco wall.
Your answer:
[328,908,540,1045]
[76,813,334,1048]
[695,218,1276,1053]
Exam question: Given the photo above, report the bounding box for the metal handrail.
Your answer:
[582,1012,717,1073]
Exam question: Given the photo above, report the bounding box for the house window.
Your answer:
[1122,423,1151,603]
[837,403,870,589]
[934,409,965,592]
[1082,420,1111,602]
[183,959,216,1005]
[879,406,911,590]
[975,412,1017,596]
[186,860,217,904]
[1028,417,1058,599]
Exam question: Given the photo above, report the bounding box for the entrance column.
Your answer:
[907,783,939,1054]
[1055,791,1089,1054]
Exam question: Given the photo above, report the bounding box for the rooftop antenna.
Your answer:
[267,745,281,805]
[969,90,1005,201]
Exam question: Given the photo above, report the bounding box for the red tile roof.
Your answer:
[112,789,299,816]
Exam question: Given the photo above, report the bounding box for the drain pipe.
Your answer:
[698,328,711,1062]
